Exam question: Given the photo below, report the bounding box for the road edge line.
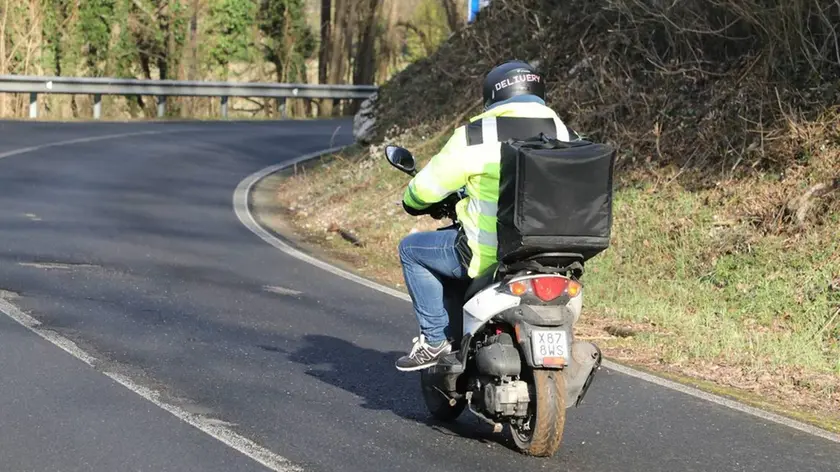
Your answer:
[0,131,304,472]
[234,146,840,445]
[233,145,411,302]
[0,298,302,472]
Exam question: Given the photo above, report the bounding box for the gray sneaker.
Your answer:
[395,335,452,372]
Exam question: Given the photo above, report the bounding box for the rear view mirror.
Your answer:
[385,145,417,175]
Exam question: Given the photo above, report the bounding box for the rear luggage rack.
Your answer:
[499,252,585,280]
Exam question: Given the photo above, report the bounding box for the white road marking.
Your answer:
[0,130,303,472]
[0,129,198,161]
[235,147,840,445]
[0,298,97,366]
[264,285,303,296]
[0,289,20,299]
[602,361,840,443]
[103,371,301,472]
[233,146,410,303]
[0,298,300,471]
[19,262,98,270]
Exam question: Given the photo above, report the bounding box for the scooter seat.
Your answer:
[464,264,499,301]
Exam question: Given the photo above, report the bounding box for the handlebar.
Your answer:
[429,192,461,221]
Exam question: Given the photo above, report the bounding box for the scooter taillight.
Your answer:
[506,276,581,302]
[533,277,575,302]
[509,281,529,296]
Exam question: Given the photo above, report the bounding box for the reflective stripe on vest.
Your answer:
[465,116,569,145]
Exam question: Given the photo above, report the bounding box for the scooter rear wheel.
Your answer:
[420,370,466,422]
[511,369,567,457]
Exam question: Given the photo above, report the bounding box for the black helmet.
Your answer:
[482,60,545,109]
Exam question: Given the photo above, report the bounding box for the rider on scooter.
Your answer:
[396,60,580,371]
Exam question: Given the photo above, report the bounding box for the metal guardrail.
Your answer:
[0,75,378,119]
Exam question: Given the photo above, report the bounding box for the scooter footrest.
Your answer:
[434,352,464,374]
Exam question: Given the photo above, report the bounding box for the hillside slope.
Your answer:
[269,0,840,429]
[368,0,838,178]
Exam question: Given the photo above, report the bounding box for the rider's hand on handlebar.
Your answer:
[433,193,462,220]
[440,192,462,211]
[428,204,450,220]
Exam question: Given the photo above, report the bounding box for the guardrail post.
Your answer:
[156,96,166,118]
[280,98,287,119]
[93,94,102,119]
[220,96,228,119]
[29,92,37,119]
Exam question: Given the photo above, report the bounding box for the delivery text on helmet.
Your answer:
[494,74,541,91]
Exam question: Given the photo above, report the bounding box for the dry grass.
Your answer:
[277,138,449,287]
[368,0,840,182]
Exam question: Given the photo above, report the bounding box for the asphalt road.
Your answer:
[0,120,838,472]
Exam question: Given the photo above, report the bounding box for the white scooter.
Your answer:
[385,145,602,457]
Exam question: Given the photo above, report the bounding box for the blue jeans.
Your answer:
[399,229,470,344]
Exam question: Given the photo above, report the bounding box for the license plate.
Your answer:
[531,330,569,365]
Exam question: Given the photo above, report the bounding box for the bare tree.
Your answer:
[0,0,9,117]
[352,0,380,85]
[318,0,330,84]
[1,0,44,117]
[398,21,435,56]
[440,0,464,33]
[323,0,350,115]
[188,0,200,80]
[376,0,401,83]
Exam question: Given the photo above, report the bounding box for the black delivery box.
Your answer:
[497,136,616,265]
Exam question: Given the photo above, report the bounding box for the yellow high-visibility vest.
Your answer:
[404,101,572,278]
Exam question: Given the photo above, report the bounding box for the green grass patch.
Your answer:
[586,186,840,377]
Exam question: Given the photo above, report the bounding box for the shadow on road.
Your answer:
[285,333,519,451]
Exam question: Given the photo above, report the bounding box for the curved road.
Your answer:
[0,120,837,472]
